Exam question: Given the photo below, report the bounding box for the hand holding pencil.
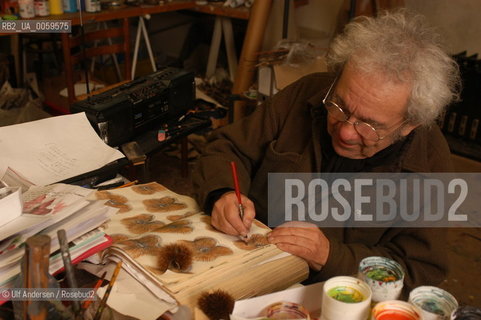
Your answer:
[230,161,249,240]
[209,162,255,238]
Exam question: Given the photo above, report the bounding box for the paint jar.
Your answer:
[49,0,63,14]
[84,0,101,12]
[62,0,77,12]
[409,286,458,320]
[371,300,421,320]
[18,0,35,18]
[358,256,405,303]
[321,276,372,320]
[34,0,50,16]
[451,306,481,319]
[266,301,311,319]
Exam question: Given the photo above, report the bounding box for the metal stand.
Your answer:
[206,16,238,82]
[132,15,157,80]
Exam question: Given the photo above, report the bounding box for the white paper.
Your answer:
[0,184,92,242]
[0,214,51,243]
[0,113,124,186]
[0,187,22,227]
[232,282,324,319]
[79,262,177,320]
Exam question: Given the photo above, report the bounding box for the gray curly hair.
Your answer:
[327,9,461,126]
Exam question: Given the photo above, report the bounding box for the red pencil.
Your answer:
[230,161,242,206]
[230,160,247,234]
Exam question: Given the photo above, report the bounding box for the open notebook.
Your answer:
[89,182,309,311]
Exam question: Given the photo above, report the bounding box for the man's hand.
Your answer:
[267,221,330,271]
[211,191,255,237]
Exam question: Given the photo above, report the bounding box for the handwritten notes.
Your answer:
[0,113,124,186]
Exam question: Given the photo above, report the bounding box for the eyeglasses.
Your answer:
[322,79,408,142]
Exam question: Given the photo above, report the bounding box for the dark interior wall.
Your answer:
[405,0,481,55]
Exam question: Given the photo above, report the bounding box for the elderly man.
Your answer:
[192,10,460,291]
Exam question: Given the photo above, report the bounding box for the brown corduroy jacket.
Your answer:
[192,72,453,292]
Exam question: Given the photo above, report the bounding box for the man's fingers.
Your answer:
[268,234,317,254]
[268,223,330,267]
[269,225,319,240]
[211,192,256,236]
[225,204,249,237]
[275,242,312,259]
[241,197,255,231]
[211,209,240,235]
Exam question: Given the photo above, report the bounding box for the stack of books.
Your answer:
[0,112,128,301]
[0,183,117,299]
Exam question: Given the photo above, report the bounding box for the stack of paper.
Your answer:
[0,183,117,294]
[0,186,22,227]
[0,113,126,306]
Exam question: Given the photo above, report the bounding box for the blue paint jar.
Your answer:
[63,0,77,12]
[409,286,458,320]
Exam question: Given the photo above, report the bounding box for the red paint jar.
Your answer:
[372,300,421,320]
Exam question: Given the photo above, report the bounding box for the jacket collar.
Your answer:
[308,86,329,172]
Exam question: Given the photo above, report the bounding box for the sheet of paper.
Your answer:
[0,214,50,243]
[232,282,324,319]
[79,262,177,320]
[0,184,92,242]
[0,187,22,227]
[0,113,124,186]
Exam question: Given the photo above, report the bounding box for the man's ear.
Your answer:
[399,123,419,137]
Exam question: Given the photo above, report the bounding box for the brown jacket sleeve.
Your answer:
[191,97,277,211]
[191,73,327,211]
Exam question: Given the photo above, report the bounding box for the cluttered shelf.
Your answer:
[15,1,195,25]
[190,1,250,20]
[3,0,252,110]
[7,0,250,26]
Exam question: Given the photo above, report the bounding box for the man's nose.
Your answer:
[337,119,361,143]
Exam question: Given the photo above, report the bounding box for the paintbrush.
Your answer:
[93,261,122,320]
[26,235,50,320]
[197,289,235,320]
[82,271,107,310]
[57,229,81,315]
[230,161,249,241]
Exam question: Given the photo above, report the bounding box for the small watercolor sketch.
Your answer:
[23,194,66,215]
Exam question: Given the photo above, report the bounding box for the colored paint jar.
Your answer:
[358,256,405,303]
[266,301,311,319]
[321,276,372,320]
[84,0,101,12]
[409,286,458,320]
[372,300,421,320]
[34,0,50,16]
[451,306,481,319]
[49,0,63,14]
[62,0,77,12]
[327,286,364,303]
[18,0,35,18]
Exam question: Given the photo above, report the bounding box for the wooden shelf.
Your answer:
[17,1,250,26]
[190,2,250,20]
[19,1,196,25]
